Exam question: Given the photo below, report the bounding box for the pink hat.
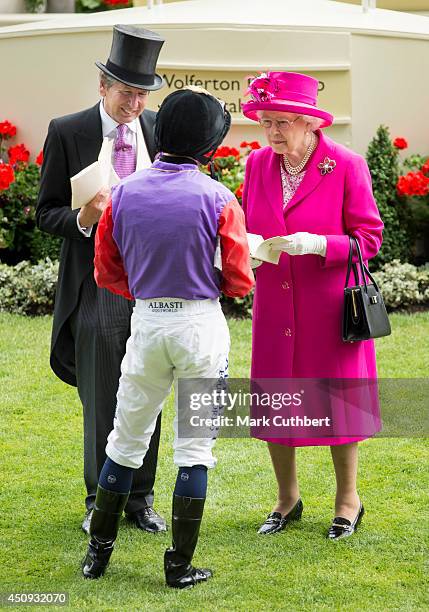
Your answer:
[242,71,333,128]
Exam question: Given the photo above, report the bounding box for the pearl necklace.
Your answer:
[283,132,317,176]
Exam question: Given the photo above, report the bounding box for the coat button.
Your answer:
[284,328,292,336]
[282,281,290,289]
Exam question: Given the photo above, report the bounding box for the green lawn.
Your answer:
[0,312,428,611]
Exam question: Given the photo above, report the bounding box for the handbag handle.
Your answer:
[344,236,380,293]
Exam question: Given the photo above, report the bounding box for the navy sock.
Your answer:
[174,465,208,498]
[99,457,134,494]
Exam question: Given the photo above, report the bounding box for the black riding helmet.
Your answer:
[154,87,231,165]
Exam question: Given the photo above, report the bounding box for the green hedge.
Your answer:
[0,259,58,316]
[1,258,428,317]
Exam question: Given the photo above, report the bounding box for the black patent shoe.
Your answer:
[82,537,115,579]
[81,508,93,535]
[164,550,212,589]
[258,498,303,535]
[327,503,364,540]
[126,507,167,533]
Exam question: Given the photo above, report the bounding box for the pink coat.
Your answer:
[242,131,384,446]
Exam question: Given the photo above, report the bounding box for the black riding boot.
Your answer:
[82,485,129,579]
[164,495,212,589]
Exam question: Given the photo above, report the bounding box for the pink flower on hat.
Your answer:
[246,73,278,103]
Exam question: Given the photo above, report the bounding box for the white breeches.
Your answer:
[106,297,230,470]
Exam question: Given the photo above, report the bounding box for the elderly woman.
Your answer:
[241,72,383,539]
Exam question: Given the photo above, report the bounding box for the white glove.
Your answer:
[250,256,263,269]
[271,232,327,257]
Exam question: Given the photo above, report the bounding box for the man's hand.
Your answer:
[271,232,327,256]
[77,187,111,228]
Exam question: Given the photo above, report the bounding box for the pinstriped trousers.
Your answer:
[69,272,161,513]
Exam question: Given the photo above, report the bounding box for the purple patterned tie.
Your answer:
[113,124,136,178]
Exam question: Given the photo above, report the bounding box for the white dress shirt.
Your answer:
[77,100,148,236]
[99,99,137,157]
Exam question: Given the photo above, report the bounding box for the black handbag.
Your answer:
[342,236,391,342]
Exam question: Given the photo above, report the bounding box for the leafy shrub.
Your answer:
[375,259,429,309]
[0,120,61,264]
[0,163,62,264]
[402,153,428,173]
[221,291,254,319]
[24,0,46,12]
[28,228,62,264]
[0,163,39,251]
[0,259,59,316]
[366,126,412,268]
[76,0,131,11]
[396,151,429,265]
[0,162,62,265]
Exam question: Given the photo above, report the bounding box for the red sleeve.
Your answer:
[94,201,133,300]
[218,198,255,298]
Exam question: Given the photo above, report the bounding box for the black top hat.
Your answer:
[96,25,165,91]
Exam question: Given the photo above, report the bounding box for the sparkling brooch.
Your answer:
[318,157,336,175]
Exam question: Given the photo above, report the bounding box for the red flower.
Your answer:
[421,159,429,175]
[240,140,261,150]
[213,146,228,158]
[213,147,224,157]
[397,171,429,197]
[103,0,129,4]
[393,137,408,150]
[396,175,409,196]
[0,163,15,190]
[8,144,30,165]
[235,183,244,199]
[36,150,44,166]
[0,120,17,139]
[213,146,240,159]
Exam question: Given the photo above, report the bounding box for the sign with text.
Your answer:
[149,69,351,121]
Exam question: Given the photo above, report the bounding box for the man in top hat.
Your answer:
[36,25,167,535]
